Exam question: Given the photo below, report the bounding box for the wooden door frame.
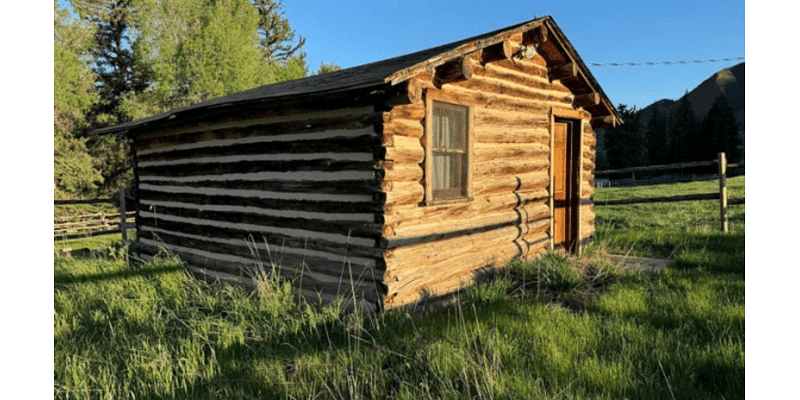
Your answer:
[549,107,584,254]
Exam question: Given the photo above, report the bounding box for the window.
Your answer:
[425,97,472,204]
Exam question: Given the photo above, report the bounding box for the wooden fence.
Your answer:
[54,187,135,242]
[594,153,744,232]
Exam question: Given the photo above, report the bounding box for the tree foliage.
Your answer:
[700,95,742,163]
[667,96,699,163]
[55,0,311,198]
[54,1,102,199]
[644,108,668,165]
[251,0,306,64]
[604,105,645,169]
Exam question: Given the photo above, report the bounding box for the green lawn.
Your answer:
[54,177,744,399]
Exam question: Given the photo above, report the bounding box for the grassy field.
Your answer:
[54,177,744,399]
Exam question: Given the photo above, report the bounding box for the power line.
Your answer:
[589,57,744,67]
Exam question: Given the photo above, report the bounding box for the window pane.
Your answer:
[431,101,468,200]
[432,152,463,190]
[433,102,466,151]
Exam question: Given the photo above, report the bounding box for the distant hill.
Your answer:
[596,62,744,168]
[636,62,744,131]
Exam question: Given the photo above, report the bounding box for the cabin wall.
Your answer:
[380,53,596,309]
[132,102,388,307]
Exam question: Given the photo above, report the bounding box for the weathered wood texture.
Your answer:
[379,49,596,309]
[134,105,387,308]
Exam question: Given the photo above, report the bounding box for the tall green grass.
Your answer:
[54,177,744,399]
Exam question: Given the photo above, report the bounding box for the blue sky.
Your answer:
[285,0,745,110]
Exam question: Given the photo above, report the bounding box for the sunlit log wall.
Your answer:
[379,46,597,309]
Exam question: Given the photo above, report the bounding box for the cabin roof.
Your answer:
[93,16,621,136]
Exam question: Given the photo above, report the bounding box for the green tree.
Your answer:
[644,108,668,165]
[604,105,645,169]
[701,95,742,163]
[133,0,307,110]
[251,0,306,64]
[54,1,102,199]
[668,96,699,162]
[315,61,343,75]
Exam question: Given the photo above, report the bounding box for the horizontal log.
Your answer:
[474,126,549,144]
[384,145,424,164]
[139,189,382,214]
[472,173,549,197]
[473,143,549,163]
[474,159,549,177]
[382,164,424,183]
[451,75,574,106]
[139,158,376,179]
[138,204,382,237]
[135,111,382,153]
[383,104,425,123]
[549,63,578,81]
[383,119,424,140]
[382,181,424,208]
[137,135,380,164]
[573,92,600,108]
[490,58,548,79]
[138,179,381,198]
[590,115,616,129]
[473,108,550,128]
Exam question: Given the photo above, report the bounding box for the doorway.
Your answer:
[552,118,581,253]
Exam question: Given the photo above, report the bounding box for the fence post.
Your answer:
[718,153,728,233]
[119,187,127,244]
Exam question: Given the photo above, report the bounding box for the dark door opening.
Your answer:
[552,119,581,253]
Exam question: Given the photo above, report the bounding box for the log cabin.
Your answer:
[93,16,622,311]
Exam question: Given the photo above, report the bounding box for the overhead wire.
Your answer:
[588,57,744,67]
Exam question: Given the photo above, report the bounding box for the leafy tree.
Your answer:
[604,105,645,169]
[668,96,699,162]
[315,62,343,75]
[644,108,668,165]
[701,95,742,163]
[54,1,102,199]
[55,0,310,195]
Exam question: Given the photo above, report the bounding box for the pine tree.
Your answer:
[668,96,699,162]
[605,105,645,169]
[644,108,668,165]
[251,0,306,65]
[701,95,742,162]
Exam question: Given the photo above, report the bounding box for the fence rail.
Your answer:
[54,187,134,242]
[594,153,744,232]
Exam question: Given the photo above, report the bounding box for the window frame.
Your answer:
[424,92,474,206]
